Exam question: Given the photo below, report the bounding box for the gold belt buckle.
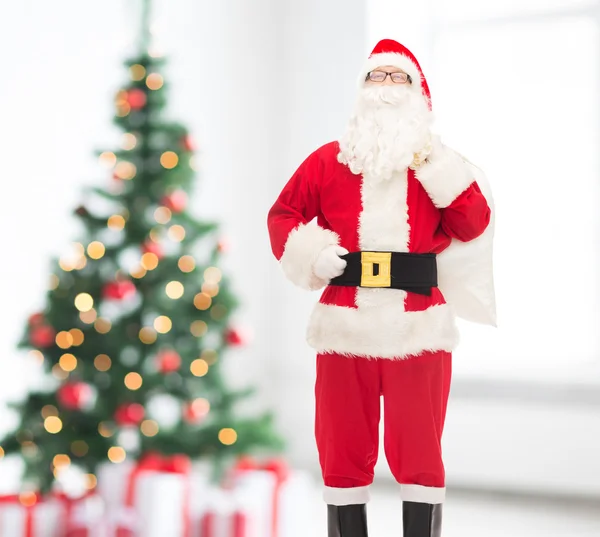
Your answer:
[360,252,392,288]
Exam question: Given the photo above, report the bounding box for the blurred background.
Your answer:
[1,0,599,536]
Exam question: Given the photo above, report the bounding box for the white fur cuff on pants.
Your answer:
[400,484,446,504]
[324,486,371,506]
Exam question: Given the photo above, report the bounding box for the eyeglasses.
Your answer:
[366,70,412,84]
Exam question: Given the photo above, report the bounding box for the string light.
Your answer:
[130,64,146,81]
[191,398,210,418]
[52,364,69,380]
[141,420,159,437]
[94,354,112,372]
[75,293,94,312]
[178,255,195,273]
[190,358,209,377]
[218,428,238,446]
[160,151,179,169]
[87,241,106,260]
[117,102,131,117]
[146,73,164,90]
[141,253,159,270]
[98,422,115,438]
[130,265,147,279]
[201,282,219,297]
[139,327,157,344]
[114,161,136,180]
[108,215,126,231]
[201,349,218,365]
[168,225,186,242]
[74,256,87,270]
[80,309,97,324]
[29,350,44,364]
[49,274,60,290]
[56,331,74,349]
[69,328,84,346]
[166,281,184,299]
[122,133,138,150]
[149,227,162,243]
[86,474,97,490]
[99,152,117,168]
[94,318,112,334]
[194,292,212,310]
[124,372,143,390]
[107,446,126,463]
[154,206,172,224]
[53,454,71,469]
[0,447,4,459]
[154,316,172,334]
[204,267,222,284]
[19,493,37,507]
[44,416,63,434]
[71,440,89,457]
[115,90,128,106]
[210,304,228,320]
[59,258,75,272]
[190,320,208,337]
[41,405,58,418]
[59,353,77,372]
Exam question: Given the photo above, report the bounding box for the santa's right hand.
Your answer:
[313,245,349,281]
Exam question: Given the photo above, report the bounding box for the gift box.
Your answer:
[97,453,191,537]
[0,495,63,537]
[193,458,313,537]
[59,493,107,537]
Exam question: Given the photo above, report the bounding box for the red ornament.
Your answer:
[127,89,147,110]
[30,325,56,348]
[160,190,188,213]
[28,312,45,326]
[156,349,181,374]
[217,238,230,253]
[183,399,210,424]
[181,135,195,152]
[142,240,164,259]
[103,280,137,301]
[225,327,250,347]
[114,403,145,426]
[57,382,93,411]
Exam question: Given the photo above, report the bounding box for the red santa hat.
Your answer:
[361,39,431,107]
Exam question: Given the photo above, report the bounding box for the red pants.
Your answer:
[315,350,451,505]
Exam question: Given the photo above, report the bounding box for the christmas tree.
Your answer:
[0,0,282,494]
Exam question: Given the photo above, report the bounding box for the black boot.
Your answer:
[328,504,369,537]
[403,502,442,537]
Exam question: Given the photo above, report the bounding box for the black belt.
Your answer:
[329,251,437,296]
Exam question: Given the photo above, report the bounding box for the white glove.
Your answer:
[313,245,349,281]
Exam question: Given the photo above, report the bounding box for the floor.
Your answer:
[309,485,600,536]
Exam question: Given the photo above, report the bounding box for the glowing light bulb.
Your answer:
[98,422,115,438]
[122,133,138,150]
[218,428,238,446]
[190,359,209,377]
[165,281,184,299]
[86,474,97,489]
[87,241,106,260]
[59,353,77,372]
[29,350,44,364]
[94,318,112,334]
[154,206,172,224]
[44,416,63,434]
[201,282,219,297]
[201,349,218,365]
[53,454,71,468]
[141,253,159,270]
[146,73,164,90]
[124,372,143,390]
[75,293,94,312]
[160,151,179,169]
[69,328,84,346]
[194,293,212,311]
[130,64,146,81]
[80,309,97,324]
[114,161,136,180]
[94,354,112,371]
[56,331,74,349]
[204,267,222,284]
[139,327,157,344]
[168,225,186,242]
[130,265,147,279]
[99,152,117,168]
[71,440,89,457]
[141,420,159,437]
[49,274,60,290]
[41,405,58,418]
[153,316,172,334]
[107,215,126,231]
[178,255,195,273]
[190,320,208,337]
[107,446,126,463]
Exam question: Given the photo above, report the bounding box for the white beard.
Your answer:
[337,85,434,181]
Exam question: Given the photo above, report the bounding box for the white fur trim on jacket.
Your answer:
[400,484,446,504]
[415,138,474,209]
[306,301,459,359]
[324,486,371,506]
[361,52,422,90]
[280,222,340,291]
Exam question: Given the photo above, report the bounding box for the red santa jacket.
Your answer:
[267,140,491,359]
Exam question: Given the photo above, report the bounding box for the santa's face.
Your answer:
[338,64,433,181]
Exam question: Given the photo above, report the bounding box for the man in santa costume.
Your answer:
[267,39,493,537]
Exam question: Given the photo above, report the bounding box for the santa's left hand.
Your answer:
[410,134,439,170]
